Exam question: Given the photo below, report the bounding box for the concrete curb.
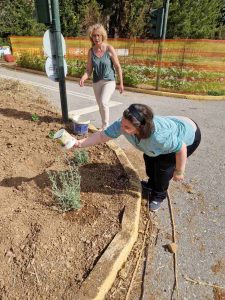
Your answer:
[124,86,225,101]
[76,124,142,300]
[1,63,225,101]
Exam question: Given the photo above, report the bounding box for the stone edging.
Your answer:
[76,124,142,300]
[1,63,225,101]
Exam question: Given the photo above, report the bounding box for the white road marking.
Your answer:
[69,101,121,118]
[0,73,122,117]
[0,73,96,100]
[0,74,92,101]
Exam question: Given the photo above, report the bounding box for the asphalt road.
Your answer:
[1,65,225,299]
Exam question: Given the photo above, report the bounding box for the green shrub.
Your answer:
[73,149,89,166]
[67,59,86,77]
[123,65,149,86]
[207,90,225,96]
[17,53,45,71]
[48,163,81,211]
[15,53,225,95]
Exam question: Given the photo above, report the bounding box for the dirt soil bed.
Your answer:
[0,79,132,299]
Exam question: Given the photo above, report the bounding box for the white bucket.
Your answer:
[72,116,90,135]
[54,129,77,149]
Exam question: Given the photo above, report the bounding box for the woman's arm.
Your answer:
[108,45,124,93]
[74,131,112,148]
[80,49,93,87]
[173,143,187,181]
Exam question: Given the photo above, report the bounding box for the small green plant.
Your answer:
[48,163,81,211]
[67,59,86,77]
[31,113,40,122]
[48,130,56,139]
[73,150,89,166]
[207,90,225,96]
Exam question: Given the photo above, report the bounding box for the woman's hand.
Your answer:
[72,131,112,149]
[79,50,93,87]
[119,83,124,94]
[73,139,81,148]
[174,143,187,182]
[79,77,85,87]
[173,171,184,182]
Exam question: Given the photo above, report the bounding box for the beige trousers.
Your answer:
[93,80,116,128]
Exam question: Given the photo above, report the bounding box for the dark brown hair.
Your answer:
[123,104,154,139]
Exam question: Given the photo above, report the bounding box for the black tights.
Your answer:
[143,124,201,203]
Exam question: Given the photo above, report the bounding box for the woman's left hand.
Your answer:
[173,173,184,182]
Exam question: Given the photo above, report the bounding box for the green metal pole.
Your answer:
[50,0,68,122]
[162,0,170,40]
[155,0,170,90]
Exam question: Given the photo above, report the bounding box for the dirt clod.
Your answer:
[166,242,178,253]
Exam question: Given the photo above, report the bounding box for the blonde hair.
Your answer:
[88,24,107,46]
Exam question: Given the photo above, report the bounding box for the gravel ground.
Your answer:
[118,99,225,300]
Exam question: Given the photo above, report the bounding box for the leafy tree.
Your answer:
[0,0,46,37]
[59,0,80,37]
[78,0,102,35]
[119,0,152,38]
[59,0,102,37]
[0,0,224,40]
[99,0,152,38]
[166,0,224,39]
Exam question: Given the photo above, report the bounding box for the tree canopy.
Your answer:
[0,0,224,39]
[166,0,224,39]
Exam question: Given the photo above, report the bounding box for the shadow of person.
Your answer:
[0,107,62,124]
[0,162,139,208]
[79,162,138,196]
[0,171,50,189]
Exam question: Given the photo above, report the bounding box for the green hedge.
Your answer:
[16,53,225,95]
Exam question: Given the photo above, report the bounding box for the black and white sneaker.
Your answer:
[149,201,161,212]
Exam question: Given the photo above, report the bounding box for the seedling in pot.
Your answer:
[31,113,40,122]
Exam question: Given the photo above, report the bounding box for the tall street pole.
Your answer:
[156,0,170,90]
[162,0,170,40]
[50,0,69,122]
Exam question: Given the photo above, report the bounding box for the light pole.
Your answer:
[35,0,69,123]
[156,0,170,90]
[50,0,68,122]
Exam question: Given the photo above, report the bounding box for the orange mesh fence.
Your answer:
[10,36,225,94]
[10,36,225,72]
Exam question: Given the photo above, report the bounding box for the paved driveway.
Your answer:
[1,66,225,299]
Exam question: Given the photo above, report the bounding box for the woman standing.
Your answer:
[73,103,201,212]
[79,24,124,129]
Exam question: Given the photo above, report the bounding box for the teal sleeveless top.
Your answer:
[91,48,115,83]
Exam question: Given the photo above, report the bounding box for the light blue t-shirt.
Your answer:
[104,116,196,157]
